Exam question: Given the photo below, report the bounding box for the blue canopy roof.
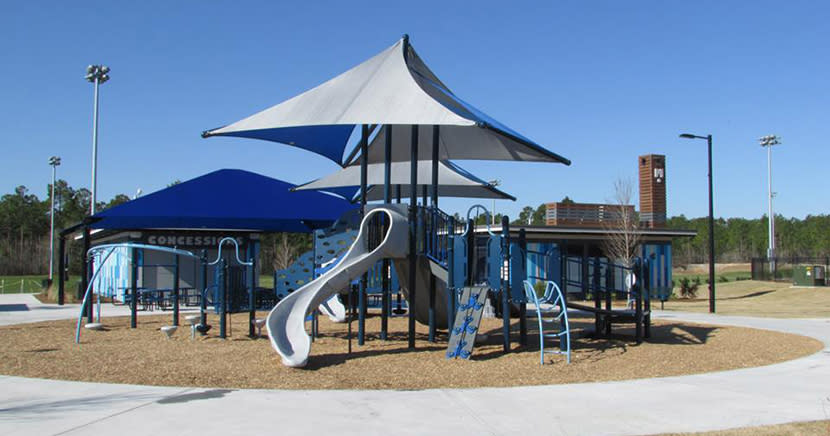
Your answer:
[90,169,356,232]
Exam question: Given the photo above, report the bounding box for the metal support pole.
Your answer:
[49,161,57,281]
[593,256,602,335]
[501,216,511,353]
[707,135,716,313]
[57,236,66,305]
[219,259,227,339]
[644,257,652,339]
[358,276,366,345]
[381,125,392,340]
[130,247,138,328]
[90,78,100,215]
[408,124,418,348]
[173,254,180,327]
[581,243,589,301]
[200,250,208,328]
[311,234,319,340]
[767,143,774,273]
[635,258,643,344]
[605,261,613,336]
[518,228,527,346]
[447,216,456,330]
[359,124,368,345]
[82,227,92,322]
[248,244,256,338]
[428,125,439,342]
[681,132,716,312]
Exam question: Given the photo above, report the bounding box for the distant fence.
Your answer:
[0,278,44,294]
[751,256,830,281]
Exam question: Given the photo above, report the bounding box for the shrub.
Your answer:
[678,277,699,299]
[718,275,729,283]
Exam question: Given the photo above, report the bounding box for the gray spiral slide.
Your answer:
[266,207,409,367]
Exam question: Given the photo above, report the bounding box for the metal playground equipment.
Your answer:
[74,237,257,344]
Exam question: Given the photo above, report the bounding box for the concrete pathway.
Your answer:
[0,294,828,436]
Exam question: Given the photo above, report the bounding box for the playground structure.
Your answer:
[265,202,648,367]
[61,36,683,371]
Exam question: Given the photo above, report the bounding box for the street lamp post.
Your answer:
[679,133,716,313]
[85,64,110,215]
[48,156,61,282]
[759,135,781,278]
[488,179,501,225]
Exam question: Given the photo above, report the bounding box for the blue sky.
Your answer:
[2,1,828,221]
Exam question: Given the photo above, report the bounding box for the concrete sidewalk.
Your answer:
[0,294,196,327]
[0,294,828,436]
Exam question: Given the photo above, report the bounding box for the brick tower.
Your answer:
[639,154,666,228]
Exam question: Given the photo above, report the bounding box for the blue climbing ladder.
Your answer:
[445,286,489,359]
[523,280,571,364]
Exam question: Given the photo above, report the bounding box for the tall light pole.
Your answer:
[759,135,781,277]
[48,156,61,282]
[488,179,501,225]
[85,64,110,215]
[679,133,716,313]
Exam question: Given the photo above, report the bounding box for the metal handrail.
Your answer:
[207,237,253,266]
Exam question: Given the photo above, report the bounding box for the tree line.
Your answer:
[507,201,830,264]
[0,181,309,276]
[1,182,827,276]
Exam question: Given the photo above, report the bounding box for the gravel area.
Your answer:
[0,310,821,390]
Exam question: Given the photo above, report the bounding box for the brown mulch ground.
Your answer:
[0,310,821,390]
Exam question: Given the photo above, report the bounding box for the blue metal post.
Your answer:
[381,125,392,340]
[312,233,319,340]
[219,258,227,339]
[82,227,92,323]
[130,247,138,328]
[408,124,418,348]
[447,216,455,331]
[248,242,256,338]
[173,254,180,326]
[200,250,208,328]
[358,124,368,346]
[501,215,510,352]
[518,228,527,346]
[429,125,439,341]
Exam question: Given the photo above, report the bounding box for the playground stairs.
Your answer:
[446,286,488,359]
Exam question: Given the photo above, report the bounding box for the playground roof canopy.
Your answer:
[202,36,570,167]
[295,160,516,201]
[89,169,356,232]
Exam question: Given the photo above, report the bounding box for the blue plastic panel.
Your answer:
[509,242,526,303]
[642,243,672,301]
[451,236,467,289]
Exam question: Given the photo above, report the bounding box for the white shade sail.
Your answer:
[294,160,515,201]
[203,36,570,167]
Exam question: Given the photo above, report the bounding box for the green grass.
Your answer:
[258,274,274,289]
[672,270,752,283]
[0,275,82,300]
[0,275,49,293]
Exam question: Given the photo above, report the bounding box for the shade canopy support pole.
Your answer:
[358,124,368,346]
[428,125,439,342]
[408,124,418,349]
[381,125,392,340]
